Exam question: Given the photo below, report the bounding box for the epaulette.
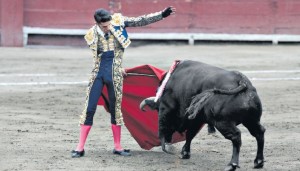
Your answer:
[84,26,97,45]
[111,13,124,26]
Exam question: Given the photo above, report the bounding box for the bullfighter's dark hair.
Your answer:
[94,9,112,23]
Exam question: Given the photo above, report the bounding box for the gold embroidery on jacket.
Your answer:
[99,34,114,52]
[112,49,124,125]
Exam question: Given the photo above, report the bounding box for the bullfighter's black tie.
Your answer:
[104,33,109,40]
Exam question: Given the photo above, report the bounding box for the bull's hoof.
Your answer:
[180,151,190,159]
[208,131,216,135]
[208,127,216,134]
[254,158,264,169]
[164,143,176,154]
[224,163,239,171]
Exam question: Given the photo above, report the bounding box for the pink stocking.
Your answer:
[111,124,123,151]
[75,125,92,151]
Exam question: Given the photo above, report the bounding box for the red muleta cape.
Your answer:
[98,64,192,150]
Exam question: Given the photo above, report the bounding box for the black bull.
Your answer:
[140,60,265,171]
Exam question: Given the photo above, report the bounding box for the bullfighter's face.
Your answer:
[98,21,111,33]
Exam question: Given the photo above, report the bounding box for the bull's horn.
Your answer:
[139,97,156,111]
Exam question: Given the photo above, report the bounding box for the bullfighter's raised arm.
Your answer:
[124,6,176,27]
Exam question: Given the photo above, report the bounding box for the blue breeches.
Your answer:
[84,51,117,125]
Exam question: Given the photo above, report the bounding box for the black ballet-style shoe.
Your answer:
[113,149,131,156]
[71,149,85,158]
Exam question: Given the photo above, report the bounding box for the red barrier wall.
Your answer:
[23,0,109,29]
[0,0,24,46]
[1,0,300,46]
[23,0,300,34]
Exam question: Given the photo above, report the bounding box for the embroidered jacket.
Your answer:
[80,11,164,125]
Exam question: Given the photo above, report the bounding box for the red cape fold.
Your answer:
[98,64,197,150]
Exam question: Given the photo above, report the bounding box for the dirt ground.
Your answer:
[0,44,300,171]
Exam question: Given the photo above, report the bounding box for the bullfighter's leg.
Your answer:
[83,77,104,125]
[243,121,265,169]
[104,68,131,156]
[181,122,203,159]
[72,77,104,158]
[215,121,241,171]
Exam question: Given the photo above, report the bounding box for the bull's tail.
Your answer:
[186,90,215,119]
[186,81,247,120]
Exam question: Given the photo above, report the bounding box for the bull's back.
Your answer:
[167,60,247,94]
[163,60,262,123]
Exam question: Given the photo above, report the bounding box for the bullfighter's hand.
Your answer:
[162,6,176,18]
[122,68,127,77]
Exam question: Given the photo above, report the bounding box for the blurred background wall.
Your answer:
[1,0,300,47]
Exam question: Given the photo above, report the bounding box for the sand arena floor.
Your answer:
[0,44,299,170]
